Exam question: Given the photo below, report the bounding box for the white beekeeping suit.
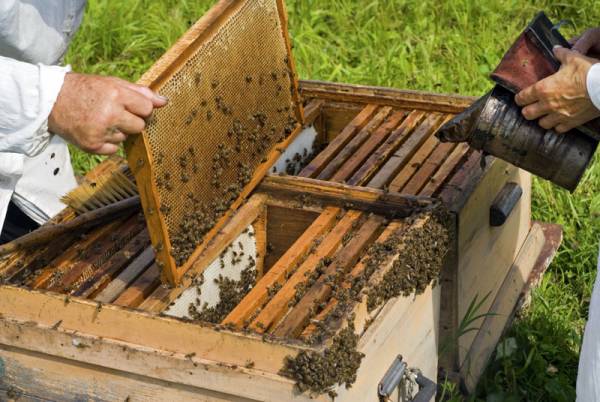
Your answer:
[577,64,600,402]
[0,0,87,229]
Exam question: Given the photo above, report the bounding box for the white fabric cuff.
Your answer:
[586,63,600,111]
[32,63,71,154]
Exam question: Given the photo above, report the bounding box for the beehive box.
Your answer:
[0,80,561,401]
[0,3,562,401]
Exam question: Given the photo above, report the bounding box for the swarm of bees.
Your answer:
[280,321,364,397]
[366,209,452,311]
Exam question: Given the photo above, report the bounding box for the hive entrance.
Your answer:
[126,0,303,284]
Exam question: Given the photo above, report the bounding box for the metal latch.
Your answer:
[378,355,437,402]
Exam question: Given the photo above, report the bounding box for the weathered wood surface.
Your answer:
[331,110,406,183]
[264,205,319,272]
[299,104,378,178]
[299,80,476,114]
[258,175,436,219]
[317,107,393,180]
[273,214,385,338]
[367,113,446,189]
[0,196,140,257]
[335,284,440,401]
[250,211,362,333]
[460,222,555,391]
[0,286,312,375]
[347,110,425,186]
[0,319,324,402]
[94,247,156,304]
[223,207,339,328]
[456,163,531,366]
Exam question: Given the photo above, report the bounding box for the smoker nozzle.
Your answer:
[436,95,486,143]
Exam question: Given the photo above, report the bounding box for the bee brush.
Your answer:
[0,168,140,256]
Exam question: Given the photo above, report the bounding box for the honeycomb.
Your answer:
[137,0,301,274]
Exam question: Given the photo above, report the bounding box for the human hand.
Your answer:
[571,28,600,59]
[48,73,168,155]
[515,46,600,133]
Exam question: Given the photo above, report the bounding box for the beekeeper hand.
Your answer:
[48,73,168,155]
[515,46,600,133]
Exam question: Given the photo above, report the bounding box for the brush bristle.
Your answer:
[61,170,138,215]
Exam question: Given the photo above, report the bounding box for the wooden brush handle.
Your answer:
[0,196,141,256]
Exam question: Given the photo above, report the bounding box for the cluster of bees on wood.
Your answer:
[153,60,299,266]
[366,210,452,311]
[280,321,364,398]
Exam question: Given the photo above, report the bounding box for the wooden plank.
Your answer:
[461,223,546,391]
[137,285,172,313]
[258,175,436,219]
[367,113,445,189]
[264,205,319,272]
[347,216,430,336]
[273,215,385,338]
[436,216,459,374]
[222,207,339,328]
[299,221,403,340]
[29,219,125,290]
[319,101,364,143]
[347,110,425,186]
[388,135,439,193]
[330,111,406,183]
[420,142,470,197]
[46,214,145,293]
[302,99,324,126]
[275,0,305,125]
[0,318,324,402]
[249,210,362,333]
[0,286,311,375]
[399,142,457,195]
[72,229,150,298]
[112,264,161,308]
[94,248,155,304]
[1,157,133,285]
[0,346,248,402]
[137,194,267,313]
[437,150,493,213]
[317,107,393,180]
[299,104,379,178]
[456,164,531,366]
[299,80,475,114]
[253,206,268,278]
[1,233,74,286]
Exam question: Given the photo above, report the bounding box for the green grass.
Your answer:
[66,1,600,400]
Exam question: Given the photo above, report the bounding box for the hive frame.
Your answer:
[125,0,304,285]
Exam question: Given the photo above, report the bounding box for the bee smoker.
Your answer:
[437,12,599,192]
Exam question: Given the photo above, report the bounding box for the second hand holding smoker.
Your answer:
[437,12,599,192]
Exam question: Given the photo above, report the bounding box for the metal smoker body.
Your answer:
[437,12,599,192]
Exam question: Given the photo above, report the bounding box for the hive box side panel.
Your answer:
[0,346,253,402]
[0,318,327,402]
[460,222,548,391]
[335,285,440,401]
[457,162,531,366]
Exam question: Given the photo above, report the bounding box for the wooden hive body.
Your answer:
[0,5,562,401]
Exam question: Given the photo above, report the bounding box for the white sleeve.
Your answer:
[586,63,600,111]
[0,55,69,156]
